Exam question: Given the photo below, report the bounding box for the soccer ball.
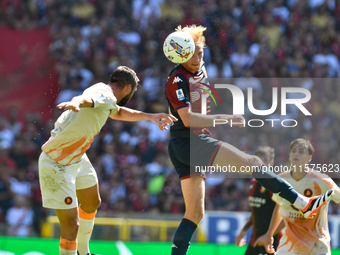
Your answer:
[163,31,195,64]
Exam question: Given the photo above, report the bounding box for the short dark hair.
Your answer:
[290,138,314,155]
[109,66,139,90]
[255,146,275,162]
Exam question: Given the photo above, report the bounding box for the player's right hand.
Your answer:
[151,113,177,131]
[264,235,275,254]
[228,115,245,128]
[57,102,80,112]
[235,231,246,247]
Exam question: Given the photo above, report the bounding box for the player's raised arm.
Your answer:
[177,107,245,128]
[57,95,94,112]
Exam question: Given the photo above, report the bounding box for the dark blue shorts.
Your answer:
[168,134,222,180]
[245,245,274,255]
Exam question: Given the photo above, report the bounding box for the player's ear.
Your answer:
[124,84,132,93]
[308,156,312,162]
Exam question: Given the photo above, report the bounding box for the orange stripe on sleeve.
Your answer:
[59,237,77,251]
[79,206,97,220]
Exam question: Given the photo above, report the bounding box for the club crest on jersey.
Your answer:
[304,188,313,197]
[176,89,185,101]
[173,76,183,84]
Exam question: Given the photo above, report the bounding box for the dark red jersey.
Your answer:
[165,64,210,137]
[248,178,283,248]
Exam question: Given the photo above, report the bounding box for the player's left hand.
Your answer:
[150,113,178,131]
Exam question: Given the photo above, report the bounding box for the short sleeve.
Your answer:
[319,177,340,204]
[166,73,190,111]
[332,188,340,204]
[83,82,117,110]
[272,193,283,205]
[311,172,340,204]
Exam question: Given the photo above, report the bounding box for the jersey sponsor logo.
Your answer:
[249,196,266,207]
[176,89,185,101]
[173,76,183,84]
[190,91,200,103]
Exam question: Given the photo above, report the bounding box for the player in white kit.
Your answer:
[264,138,340,255]
[39,66,177,255]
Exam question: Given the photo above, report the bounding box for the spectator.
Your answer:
[230,44,254,72]
[257,15,282,50]
[5,194,34,237]
[70,60,94,90]
[234,68,263,95]
[10,168,32,197]
[55,76,83,105]
[0,163,14,220]
[0,117,14,149]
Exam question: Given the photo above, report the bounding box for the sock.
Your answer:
[171,218,197,255]
[292,194,310,209]
[59,237,77,255]
[77,206,96,255]
[252,164,299,204]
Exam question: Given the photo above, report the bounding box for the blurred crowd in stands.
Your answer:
[1,0,340,237]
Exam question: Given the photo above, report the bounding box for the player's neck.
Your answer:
[181,64,200,75]
[290,167,308,181]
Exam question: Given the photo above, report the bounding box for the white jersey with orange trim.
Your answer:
[42,82,117,166]
[272,170,340,255]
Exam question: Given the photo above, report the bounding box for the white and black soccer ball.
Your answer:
[163,31,195,64]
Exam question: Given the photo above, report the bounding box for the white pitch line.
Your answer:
[116,241,134,255]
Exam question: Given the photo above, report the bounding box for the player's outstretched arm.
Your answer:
[235,216,252,247]
[57,95,94,112]
[110,106,177,130]
[177,107,245,128]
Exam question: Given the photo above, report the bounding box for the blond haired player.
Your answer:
[165,25,334,255]
[39,66,177,255]
[264,138,340,255]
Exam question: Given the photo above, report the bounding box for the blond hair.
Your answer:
[176,25,207,46]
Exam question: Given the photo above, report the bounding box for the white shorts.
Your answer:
[38,151,98,209]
